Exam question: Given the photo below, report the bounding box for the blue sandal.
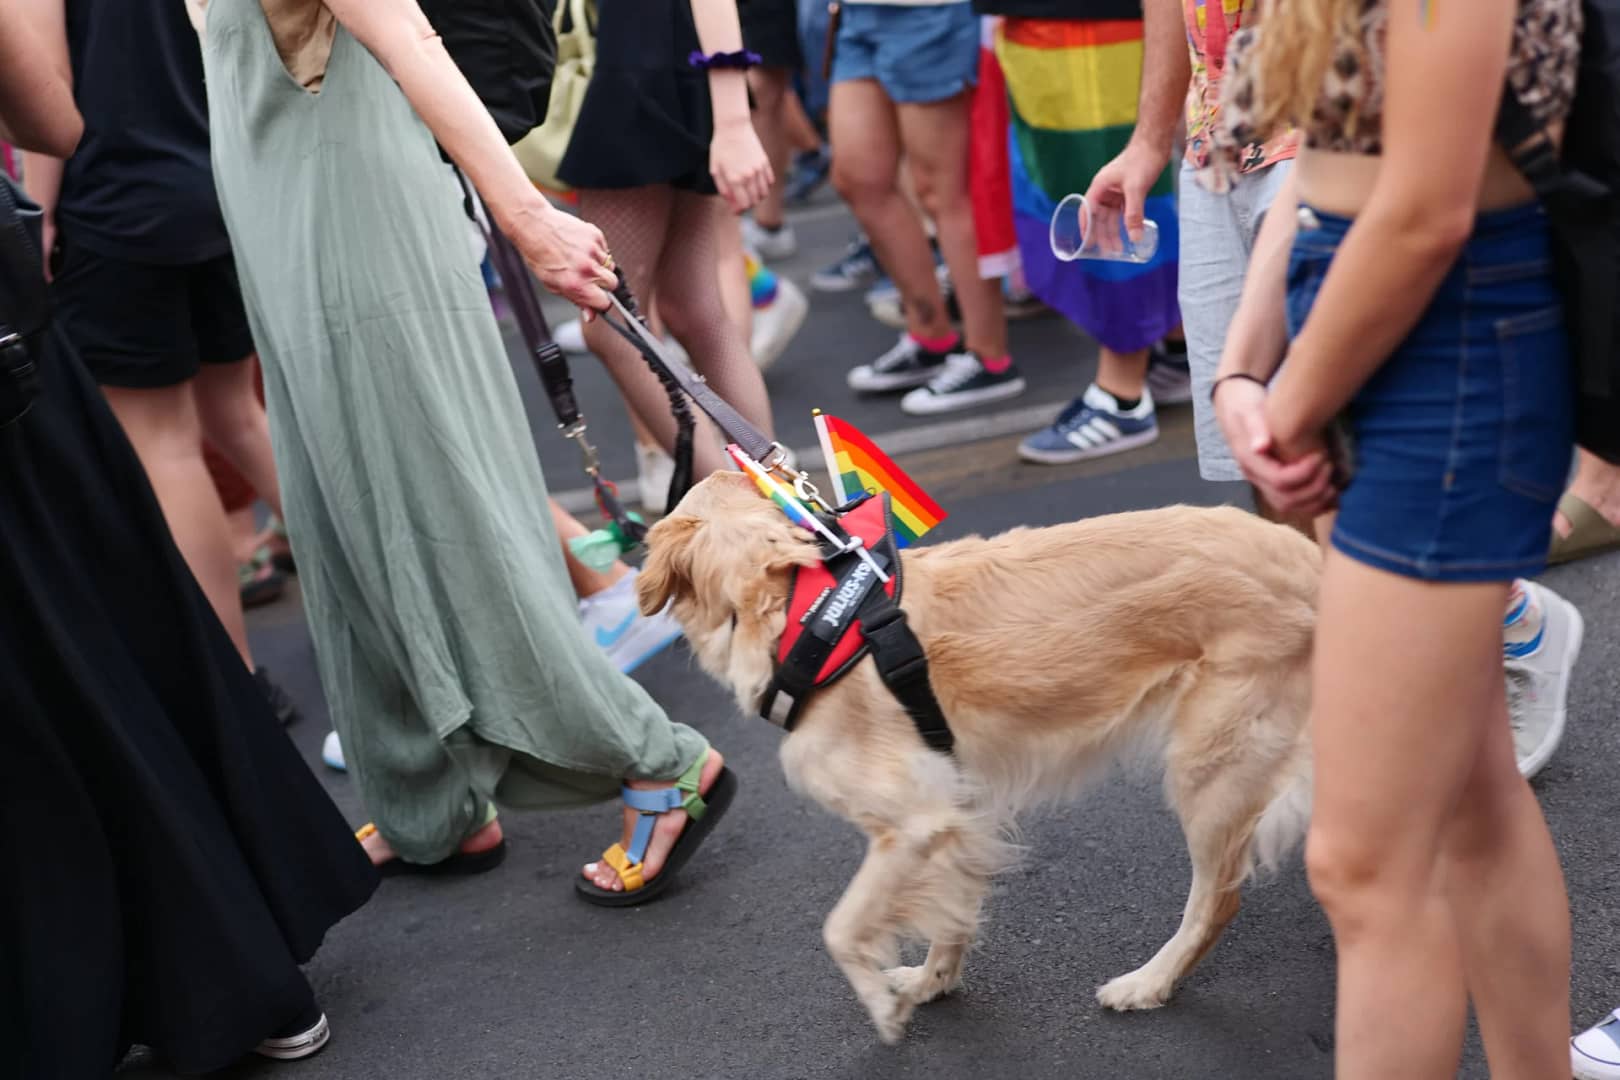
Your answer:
[575,754,737,908]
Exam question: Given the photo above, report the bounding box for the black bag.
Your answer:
[419,0,558,145]
[1497,0,1620,464]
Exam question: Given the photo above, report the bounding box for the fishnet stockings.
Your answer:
[579,187,776,477]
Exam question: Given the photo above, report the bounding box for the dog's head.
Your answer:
[638,471,824,709]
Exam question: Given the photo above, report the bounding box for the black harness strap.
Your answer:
[761,545,890,729]
[860,600,954,755]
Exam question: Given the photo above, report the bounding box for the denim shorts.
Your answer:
[830,2,979,104]
[1287,202,1573,582]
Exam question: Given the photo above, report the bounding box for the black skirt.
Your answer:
[740,0,802,70]
[557,0,718,193]
[0,326,378,1078]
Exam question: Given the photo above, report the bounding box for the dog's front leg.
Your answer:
[823,832,931,1044]
[886,941,966,1008]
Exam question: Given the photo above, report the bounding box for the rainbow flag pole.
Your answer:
[728,445,891,584]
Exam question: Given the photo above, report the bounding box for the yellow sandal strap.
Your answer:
[600,842,646,892]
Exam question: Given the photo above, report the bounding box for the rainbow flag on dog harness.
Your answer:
[814,412,946,547]
[996,18,1181,353]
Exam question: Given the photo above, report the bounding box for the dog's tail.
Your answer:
[1253,747,1313,874]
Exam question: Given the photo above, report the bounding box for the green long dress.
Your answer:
[201,0,707,864]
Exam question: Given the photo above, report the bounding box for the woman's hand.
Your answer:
[710,116,773,214]
[509,203,618,317]
[1214,376,1337,517]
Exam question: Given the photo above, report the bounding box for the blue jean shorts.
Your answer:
[830,2,979,104]
[1287,202,1573,582]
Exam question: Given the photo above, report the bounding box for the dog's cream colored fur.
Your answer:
[638,473,1320,1041]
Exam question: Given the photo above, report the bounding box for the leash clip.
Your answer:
[561,419,601,475]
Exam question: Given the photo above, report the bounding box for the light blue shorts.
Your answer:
[830,2,979,105]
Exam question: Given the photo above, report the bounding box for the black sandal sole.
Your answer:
[574,767,738,908]
[378,839,508,878]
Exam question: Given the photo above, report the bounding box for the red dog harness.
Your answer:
[757,494,954,754]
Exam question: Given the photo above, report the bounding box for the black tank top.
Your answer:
[56,0,231,265]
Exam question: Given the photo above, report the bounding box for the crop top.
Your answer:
[1214,0,1582,169]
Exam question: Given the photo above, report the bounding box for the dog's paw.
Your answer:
[1095,969,1174,1012]
[866,985,917,1044]
[885,964,960,1006]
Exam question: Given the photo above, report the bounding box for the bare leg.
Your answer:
[782,85,823,155]
[897,93,1007,359]
[550,499,627,599]
[831,80,952,341]
[1094,347,1150,402]
[103,382,254,666]
[193,355,282,518]
[1439,677,1571,1078]
[1306,553,1568,1080]
[748,66,794,231]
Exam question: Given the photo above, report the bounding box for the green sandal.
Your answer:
[575,753,738,908]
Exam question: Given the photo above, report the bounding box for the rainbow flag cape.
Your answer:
[813,412,946,547]
[996,18,1180,353]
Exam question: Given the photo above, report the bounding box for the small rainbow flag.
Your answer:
[728,444,890,582]
[814,412,946,547]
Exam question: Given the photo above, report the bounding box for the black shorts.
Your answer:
[740,0,803,70]
[50,237,255,389]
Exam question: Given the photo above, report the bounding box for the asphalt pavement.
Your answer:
[128,196,1620,1080]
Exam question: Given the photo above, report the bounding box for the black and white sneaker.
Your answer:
[256,1008,330,1061]
[846,333,957,393]
[900,352,1026,416]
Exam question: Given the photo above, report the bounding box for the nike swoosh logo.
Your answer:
[595,608,639,648]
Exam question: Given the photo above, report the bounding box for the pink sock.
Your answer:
[980,354,1012,374]
[910,331,960,353]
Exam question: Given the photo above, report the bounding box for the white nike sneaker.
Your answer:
[1573,1008,1620,1079]
[321,730,346,772]
[637,441,676,515]
[578,569,683,674]
[1506,580,1584,778]
[741,217,798,261]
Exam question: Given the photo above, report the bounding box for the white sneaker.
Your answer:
[741,218,798,261]
[1573,1009,1620,1079]
[321,730,346,772]
[751,276,808,371]
[1145,350,1194,405]
[1506,580,1584,778]
[900,352,1027,416]
[555,317,587,354]
[256,1010,330,1061]
[637,441,676,515]
[579,569,683,674]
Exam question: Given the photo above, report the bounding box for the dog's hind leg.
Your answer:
[1096,757,1266,1011]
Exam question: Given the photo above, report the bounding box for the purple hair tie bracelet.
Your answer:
[688,49,762,71]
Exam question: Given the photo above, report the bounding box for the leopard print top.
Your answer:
[1215,0,1582,166]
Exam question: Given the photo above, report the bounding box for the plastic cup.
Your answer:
[1049,193,1160,264]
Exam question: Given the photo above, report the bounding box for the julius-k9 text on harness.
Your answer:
[757,493,954,754]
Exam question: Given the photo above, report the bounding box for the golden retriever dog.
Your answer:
[637,473,1320,1042]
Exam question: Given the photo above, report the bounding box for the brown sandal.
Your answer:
[1549,493,1620,566]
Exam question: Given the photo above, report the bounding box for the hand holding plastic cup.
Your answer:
[1049,193,1160,264]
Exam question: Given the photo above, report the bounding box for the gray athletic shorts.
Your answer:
[1177,160,1293,482]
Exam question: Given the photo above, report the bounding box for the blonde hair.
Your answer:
[1246,0,1365,141]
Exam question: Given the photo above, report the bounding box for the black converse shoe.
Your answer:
[256,1007,330,1061]
[900,352,1027,416]
[846,333,957,393]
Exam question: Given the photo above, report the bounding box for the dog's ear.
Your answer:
[637,515,702,614]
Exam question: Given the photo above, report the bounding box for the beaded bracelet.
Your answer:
[688,49,762,71]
